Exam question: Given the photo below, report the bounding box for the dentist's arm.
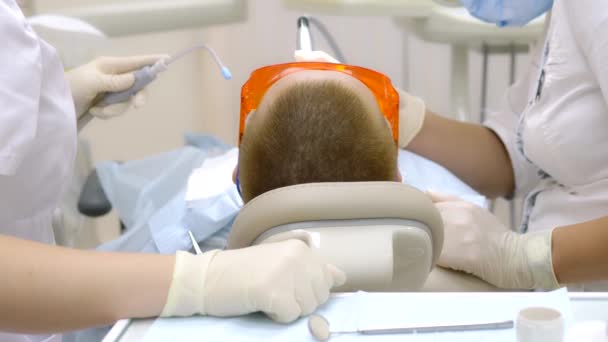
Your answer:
[408,111,515,198]
[0,235,344,334]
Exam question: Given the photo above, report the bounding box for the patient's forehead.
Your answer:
[254,70,381,122]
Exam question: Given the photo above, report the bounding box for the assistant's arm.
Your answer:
[408,111,514,198]
[552,216,608,284]
[0,234,174,334]
[432,192,608,289]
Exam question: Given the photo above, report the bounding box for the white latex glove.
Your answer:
[65,55,168,119]
[294,50,426,148]
[429,191,560,290]
[161,239,346,323]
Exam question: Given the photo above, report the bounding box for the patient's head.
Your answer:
[237,70,399,203]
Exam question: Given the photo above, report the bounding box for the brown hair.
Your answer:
[238,80,397,203]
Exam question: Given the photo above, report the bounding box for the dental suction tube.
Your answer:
[96,44,231,108]
[77,43,231,131]
[167,44,232,80]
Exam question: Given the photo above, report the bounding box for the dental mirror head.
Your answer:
[308,314,331,341]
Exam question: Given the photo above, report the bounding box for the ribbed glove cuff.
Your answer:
[397,88,426,148]
[161,250,220,317]
[525,230,560,290]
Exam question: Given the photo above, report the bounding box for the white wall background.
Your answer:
[35,0,536,244]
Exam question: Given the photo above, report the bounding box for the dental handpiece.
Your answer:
[297,16,313,51]
[96,44,232,107]
[296,16,347,63]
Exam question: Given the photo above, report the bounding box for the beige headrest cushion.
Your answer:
[227,182,444,264]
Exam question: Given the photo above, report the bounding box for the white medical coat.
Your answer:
[0,0,77,340]
[485,0,608,290]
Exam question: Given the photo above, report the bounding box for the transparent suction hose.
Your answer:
[167,44,232,80]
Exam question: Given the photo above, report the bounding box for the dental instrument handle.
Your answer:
[297,16,313,51]
[296,16,347,63]
[77,112,93,132]
[188,230,203,255]
[96,60,167,107]
[359,320,514,335]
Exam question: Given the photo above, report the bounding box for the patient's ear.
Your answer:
[395,168,403,182]
[232,165,238,184]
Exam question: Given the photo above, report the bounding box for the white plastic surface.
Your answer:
[566,321,608,342]
[258,225,434,292]
[31,0,247,36]
[284,0,435,17]
[120,289,576,342]
[106,292,608,342]
[398,7,545,47]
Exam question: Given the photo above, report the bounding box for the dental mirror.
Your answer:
[307,314,514,341]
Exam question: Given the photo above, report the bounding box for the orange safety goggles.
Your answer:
[239,62,400,144]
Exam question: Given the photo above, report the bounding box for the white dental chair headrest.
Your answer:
[227,182,444,291]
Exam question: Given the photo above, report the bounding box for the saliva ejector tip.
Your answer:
[221,66,232,80]
[168,44,233,81]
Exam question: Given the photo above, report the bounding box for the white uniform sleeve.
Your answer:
[0,1,42,176]
[563,0,608,106]
[483,18,555,199]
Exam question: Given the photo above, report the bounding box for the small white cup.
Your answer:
[517,307,564,342]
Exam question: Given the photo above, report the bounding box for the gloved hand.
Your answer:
[294,50,426,148]
[161,239,346,323]
[429,191,560,290]
[65,55,168,119]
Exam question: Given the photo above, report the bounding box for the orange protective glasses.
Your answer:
[239,62,399,144]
